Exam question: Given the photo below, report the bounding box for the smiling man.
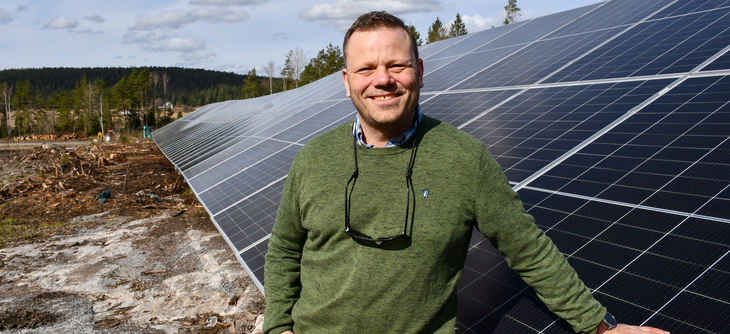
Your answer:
[263,11,669,334]
[342,22,423,148]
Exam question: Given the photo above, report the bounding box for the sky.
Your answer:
[0,0,601,75]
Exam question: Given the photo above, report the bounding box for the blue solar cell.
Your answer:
[420,90,519,126]
[544,8,730,82]
[546,0,671,39]
[534,76,730,219]
[462,80,671,182]
[184,136,265,179]
[215,179,284,252]
[188,139,289,191]
[423,46,522,92]
[419,37,465,60]
[455,27,622,89]
[422,56,459,75]
[423,33,476,59]
[702,50,730,71]
[651,0,730,19]
[428,24,522,60]
[198,145,298,215]
[474,4,601,53]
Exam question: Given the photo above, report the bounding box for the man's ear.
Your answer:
[342,68,351,98]
[417,58,424,88]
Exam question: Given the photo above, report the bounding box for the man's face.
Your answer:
[342,27,424,133]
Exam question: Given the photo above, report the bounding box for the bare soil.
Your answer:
[0,142,265,333]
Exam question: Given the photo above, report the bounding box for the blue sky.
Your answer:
[0,0,601,75]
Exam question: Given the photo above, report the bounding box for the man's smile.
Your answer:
[371,94,399,101]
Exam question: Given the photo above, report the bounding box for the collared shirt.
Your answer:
[352,105,423,148]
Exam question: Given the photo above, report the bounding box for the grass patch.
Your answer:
[0,217,71,247]
[38,221,66,229]
[23,232,41,241]
[1,218,21,239]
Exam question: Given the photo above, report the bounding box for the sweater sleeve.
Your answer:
[263,151,308,334]
[473,148,605,334]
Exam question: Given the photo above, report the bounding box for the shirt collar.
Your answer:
[352,105,422,148]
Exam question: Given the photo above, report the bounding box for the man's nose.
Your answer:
[373,66,395,87]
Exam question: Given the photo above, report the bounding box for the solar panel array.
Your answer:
[153,0,730,332]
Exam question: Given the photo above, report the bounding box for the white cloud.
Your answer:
[143,37,207,53]
[43,15,79,29]
[123,30,206,53]
[178,50,217,66]
[130,7,250,30]
[84,15,105,23]
[300,0,441,30]
[122,31,173,44]
[0,8,12,24]
[189,0,268,6]
[461,12,504,32]
[459,8,553,33]
[78,28,104,35]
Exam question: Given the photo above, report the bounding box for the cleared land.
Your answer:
[0,141,265,333]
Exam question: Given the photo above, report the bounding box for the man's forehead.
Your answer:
[346,27,410,50]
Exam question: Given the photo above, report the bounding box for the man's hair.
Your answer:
[343,11,419,67]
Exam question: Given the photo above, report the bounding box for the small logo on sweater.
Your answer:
[421,189,429,199]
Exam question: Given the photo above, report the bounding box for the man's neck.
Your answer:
[358,113,416,148]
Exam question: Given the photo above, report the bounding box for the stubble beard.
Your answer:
[352,87,420,136]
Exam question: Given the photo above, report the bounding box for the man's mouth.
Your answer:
[371,94,399,101]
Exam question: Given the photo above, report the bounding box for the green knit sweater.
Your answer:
[264,116,605,334]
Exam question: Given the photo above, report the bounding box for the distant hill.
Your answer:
[0,67,248,99]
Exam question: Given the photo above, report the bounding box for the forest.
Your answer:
[0,67,282,139]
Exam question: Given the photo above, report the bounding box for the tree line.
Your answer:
[0,67,280,139]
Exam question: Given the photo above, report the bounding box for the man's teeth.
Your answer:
[373,95,395,101]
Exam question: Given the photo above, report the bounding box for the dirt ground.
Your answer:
[0,141,265,333]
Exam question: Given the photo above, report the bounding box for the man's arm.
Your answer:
[263,155,308,334]
[472,148,669,334]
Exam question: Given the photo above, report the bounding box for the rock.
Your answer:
[252,315,264,334]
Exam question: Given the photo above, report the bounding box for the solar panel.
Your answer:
[154,0,730,332]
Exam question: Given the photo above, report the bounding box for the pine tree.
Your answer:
[281,50,294,91]
[504,0,521,25]
[0,82,11,138]
[299,43,344,86]
[427,17,448,44]
[244,68,261,98]
[14,80,33,135]
[408,24,423,47]
[449,13,468,37]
